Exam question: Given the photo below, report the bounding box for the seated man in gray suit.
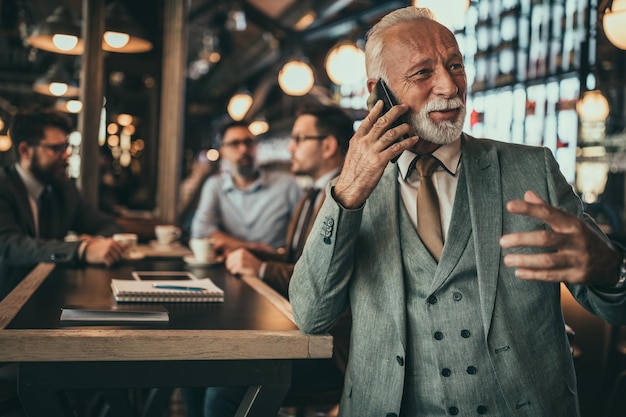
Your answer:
[290,7,626,417]
[0,109,125,298]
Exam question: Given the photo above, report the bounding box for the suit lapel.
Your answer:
[430,165,471,292]
[285,195,306,261]
[7,166,37,237]
[462,135,503,336]
[366,163,407,347]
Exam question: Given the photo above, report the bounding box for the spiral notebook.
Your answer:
[111,278,224,303]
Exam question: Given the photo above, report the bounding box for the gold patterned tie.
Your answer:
[416,156,443,261]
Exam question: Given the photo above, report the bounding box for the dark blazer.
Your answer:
[290,135,626,416]
[0,165,121,297]
[262,190,326,297]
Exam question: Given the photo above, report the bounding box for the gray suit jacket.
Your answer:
[289,135,626,417]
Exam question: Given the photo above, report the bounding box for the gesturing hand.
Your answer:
[499,190,621,286]
[333,100,419,209]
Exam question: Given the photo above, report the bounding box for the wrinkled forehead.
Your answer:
[381,21,461,70]
[387,20,459,52]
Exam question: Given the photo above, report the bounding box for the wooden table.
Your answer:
[0,259,332,417]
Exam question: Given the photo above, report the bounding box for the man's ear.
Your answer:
[366,78,377,93]
[322,135,339,159]
[17,142,32,161]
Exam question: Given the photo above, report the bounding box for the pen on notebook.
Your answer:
[152,284,207,292]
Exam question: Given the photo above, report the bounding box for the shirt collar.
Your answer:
[14,162,45,200]
[221,168,267,192]
[313,167,341,190]
[398,137,462,181]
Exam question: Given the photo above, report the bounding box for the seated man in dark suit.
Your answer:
[200,105,355,417]
[0,109,126,298]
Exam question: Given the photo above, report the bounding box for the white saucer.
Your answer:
[183,255,221,267]
[150,240,179,250]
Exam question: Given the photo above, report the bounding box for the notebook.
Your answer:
[111,278,224,303]
[60,306,169,324]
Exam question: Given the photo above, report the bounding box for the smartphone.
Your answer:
[368,79,411,163]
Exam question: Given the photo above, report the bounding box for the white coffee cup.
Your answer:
[189,238,215,262]
[112,233,138,251]
[155,225,182,246]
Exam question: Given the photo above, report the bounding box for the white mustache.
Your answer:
[424,97,464,112]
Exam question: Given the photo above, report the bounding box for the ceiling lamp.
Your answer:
[33,62,79,97]
[278,59,314,96]
[103,2,153,53]
[413,0,470,29]
[603,0,626,50]
[27,5,83,55]
[576,162,609,204]
[227,91,253,121]
[249,119,269,136]
[576,90,610,123]
[55,99,83,114]
[294,12,316,31]
[325,41,366,86]
[226,3,247,32]
[0,135,11,152]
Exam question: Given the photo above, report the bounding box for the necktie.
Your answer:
[416,155,443,261]
[292,188,320,261]
[38,186,53,239]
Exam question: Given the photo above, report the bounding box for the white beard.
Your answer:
[409,96,466,145]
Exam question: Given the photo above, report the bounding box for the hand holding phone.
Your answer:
[367,79,411,163]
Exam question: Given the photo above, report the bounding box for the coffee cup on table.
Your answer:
[189,238,215,262]
[112,233,138,252]
[155,225,182,246]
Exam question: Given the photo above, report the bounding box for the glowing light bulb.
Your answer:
[52,34,79,51]
[49,82,69,96]
[278,60,314,96]
[65,100,82,113]
[104,31,130,49]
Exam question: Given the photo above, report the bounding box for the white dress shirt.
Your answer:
[396,138,462,242]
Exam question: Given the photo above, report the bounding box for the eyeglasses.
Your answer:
[221,138,257,149]
[290,134,328,144]
[35,142,70,154]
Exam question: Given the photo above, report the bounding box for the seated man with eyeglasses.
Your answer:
[190,121,302,257]
[0,109,125,298]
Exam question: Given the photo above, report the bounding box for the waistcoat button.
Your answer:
[427,295,438,305]
[477,405,487,414]
[460,329,471,338]
[453,292,462,301]
[448,406,459,415]
[434,331,444,340]
[466,365,477,374]
[441,368,451,377]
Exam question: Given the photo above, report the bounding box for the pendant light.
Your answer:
[325,41,366,86]
[102,2,153,53]
[27,5,83,55]
[278,59,314,96]
[33,61,79,97]
[603,0,626,50]
[227,91,253,121]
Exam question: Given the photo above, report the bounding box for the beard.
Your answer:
[409,96,466,145]
[223,157,258,180]
[30,152,68,186]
